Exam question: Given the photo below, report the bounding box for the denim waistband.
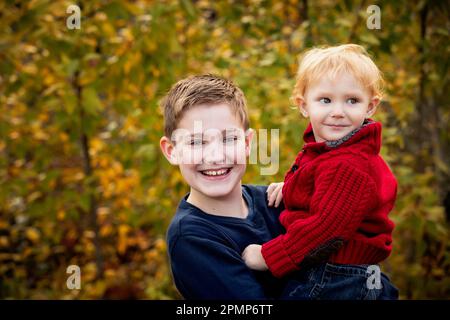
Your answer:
[323,263,375,277]
[298,263,384,283]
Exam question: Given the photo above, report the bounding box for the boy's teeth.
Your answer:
[203,169,228,176]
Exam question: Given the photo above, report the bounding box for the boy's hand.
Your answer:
[242,244,268,271]
[267,182,284,207]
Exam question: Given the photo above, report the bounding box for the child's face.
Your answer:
[300,72,378,143]
[162,103,252,199]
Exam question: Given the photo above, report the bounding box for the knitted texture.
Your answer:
[261,120,397,278]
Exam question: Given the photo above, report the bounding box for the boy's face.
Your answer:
[299,72,378,143]
[162,103,252,199]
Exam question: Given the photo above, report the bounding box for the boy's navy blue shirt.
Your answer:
[166,185,286,299]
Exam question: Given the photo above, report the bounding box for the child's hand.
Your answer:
[267,182,284,207]
[242,244,268,271]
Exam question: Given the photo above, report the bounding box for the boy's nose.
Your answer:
[203,142,226,164]
[330,103,345,117]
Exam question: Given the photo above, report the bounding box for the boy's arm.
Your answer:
[169,235,272,299]
[261,160,377,278]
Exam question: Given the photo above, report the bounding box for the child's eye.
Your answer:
[319,97,331,104]
[190,139,204,146]
[347,98,359,104]
[223,136,238,143]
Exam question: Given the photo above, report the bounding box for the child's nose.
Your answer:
[203,142,225,164]
[330,103,345,117]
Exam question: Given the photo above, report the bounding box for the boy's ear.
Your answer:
[296,97,308,118]
[245,128,254,157]
[160,136,178,165]
[367,96,380,118]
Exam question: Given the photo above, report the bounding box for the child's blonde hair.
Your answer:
[292,44,384,104]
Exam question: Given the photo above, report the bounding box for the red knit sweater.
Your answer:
[261,120,397,278]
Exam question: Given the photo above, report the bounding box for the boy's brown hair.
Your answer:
[161,74,249,138]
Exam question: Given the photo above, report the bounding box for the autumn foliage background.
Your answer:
[0,0,449,299]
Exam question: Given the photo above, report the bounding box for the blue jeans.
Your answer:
[280,263,399,300]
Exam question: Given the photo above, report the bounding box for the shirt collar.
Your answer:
[302,119,382,154]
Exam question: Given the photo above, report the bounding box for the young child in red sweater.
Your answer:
[242,44,399,299]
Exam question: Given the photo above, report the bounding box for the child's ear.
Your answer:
[160,136,178,165]
[366,96,380,118]
[245,128,254,157]
[296,97,308,118]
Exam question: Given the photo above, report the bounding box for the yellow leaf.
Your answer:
[0,236,9,247]
[154,238,166,252]
[118,224,130,236]
[57,210,66,221]
[27,191,42,203]
[100,224,113,237]
[25,227,41,243]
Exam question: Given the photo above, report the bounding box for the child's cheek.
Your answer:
[177,146,203,165]
[225,141,246,165]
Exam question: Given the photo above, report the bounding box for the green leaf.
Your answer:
[135,144,156,160]
[82,87,103,115]
[359,33,380,46]
[179,0,196,21]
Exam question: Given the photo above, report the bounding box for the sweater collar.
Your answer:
[302,119,382,154]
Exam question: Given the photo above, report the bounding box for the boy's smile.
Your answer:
[198,167,233,179]
[300,72,378,143]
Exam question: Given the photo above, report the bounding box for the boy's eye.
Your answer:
[347,98,359,104]
[319,97,331,104]
[190,139,204,146]
[223,136,238,143]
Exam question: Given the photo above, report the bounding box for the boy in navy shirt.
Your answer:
[159,74,287,299]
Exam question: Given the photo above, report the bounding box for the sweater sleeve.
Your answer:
[170,235,271,299]
[261,161,377,278]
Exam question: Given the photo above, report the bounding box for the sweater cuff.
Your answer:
[261,235,299,278]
